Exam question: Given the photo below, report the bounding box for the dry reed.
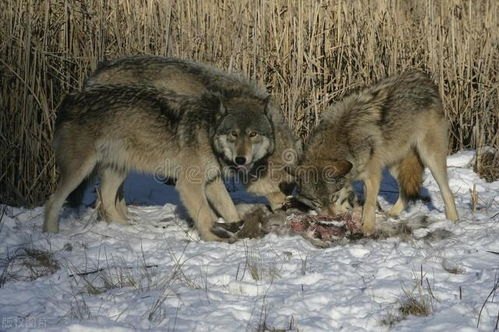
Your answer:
[1,0,497,207]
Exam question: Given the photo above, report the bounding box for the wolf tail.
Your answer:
[398,149,424,200]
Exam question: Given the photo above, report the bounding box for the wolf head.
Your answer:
[213,96,275,170]
[294,158,356,214]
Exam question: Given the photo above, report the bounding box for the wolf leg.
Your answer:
[176,177,230,242]
[417,127,458,221]
[116,182,128,219]
[205,176,240,222]
[44,156,97,233]
[95,181,128,220]
[98,167,128,224]
[265,191,287,211]
[361,161,382,235]
[387,165,406,217]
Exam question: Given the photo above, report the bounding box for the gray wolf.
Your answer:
[83,56,301,210]
[295,70,459,235]
[44,84,274,241]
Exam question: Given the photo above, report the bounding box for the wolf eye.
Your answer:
[229,131,238,138]
[249,131,258,138]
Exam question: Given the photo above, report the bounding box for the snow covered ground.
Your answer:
[0,151,498,331]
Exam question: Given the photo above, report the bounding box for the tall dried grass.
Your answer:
[1,0,498,206]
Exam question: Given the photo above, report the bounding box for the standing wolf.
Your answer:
[296,70,459,235]
[83,56,301,210]
[44,85,274,241]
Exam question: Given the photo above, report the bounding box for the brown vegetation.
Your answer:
[1,0,497,206]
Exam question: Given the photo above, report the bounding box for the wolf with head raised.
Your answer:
[44,85,274,241]
[82,56,301,211]
[296,70,459,235]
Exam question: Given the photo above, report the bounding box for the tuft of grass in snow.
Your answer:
[244,244,281,282]
[0,247,59,286]
[69,262,138,295]
[399,266,436,317]
[398,291,433,318]
[382,265,437,327]
[68,253,159,295]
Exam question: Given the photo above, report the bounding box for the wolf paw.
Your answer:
[361,222,376,236]
[210,221,244,242]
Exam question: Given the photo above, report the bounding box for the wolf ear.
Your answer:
[202,92,226,119]
[214,101,227,124]
[319,159,352,179]
[330,160,353,177]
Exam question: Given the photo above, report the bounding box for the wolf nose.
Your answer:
[235,156,247,165]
